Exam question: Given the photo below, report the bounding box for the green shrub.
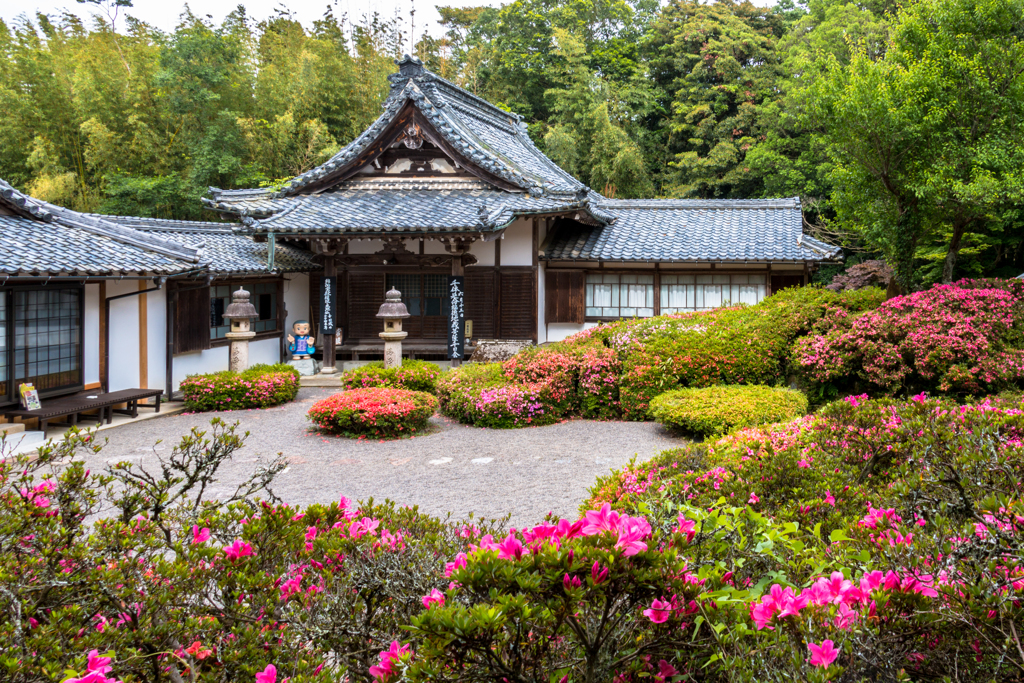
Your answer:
[308,388,438,438]
[180,363,300,411]
[649,385,808,436]
[339,360,443,394]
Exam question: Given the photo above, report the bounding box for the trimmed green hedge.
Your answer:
[339,360,443,394]
[649,384,808,436]
[180,363,300,412]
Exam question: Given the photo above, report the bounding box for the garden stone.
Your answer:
[288,358,321,376]
[469,340,533,363]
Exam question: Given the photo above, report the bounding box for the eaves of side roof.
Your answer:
[542,197,842,263]
[0,180,203,277]
[95,214,318,275]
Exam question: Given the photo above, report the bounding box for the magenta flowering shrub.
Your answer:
[578,393,1024,678]
[181,363,300,411]
[440,286,883,427]
[0,422,504,683]
[795,279,1024,396]
[436,362,555,428]
[402,504,727,682]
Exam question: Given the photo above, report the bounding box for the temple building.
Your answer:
[0,55,839,412]
[205,56,840,371]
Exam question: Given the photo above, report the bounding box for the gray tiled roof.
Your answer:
[197,57,840,265]
[250,178,611,234]
[542,198,843,263]
[0,180,203,276]
[98,215,317,274]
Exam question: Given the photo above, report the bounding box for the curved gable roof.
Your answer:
[206,55,589,212]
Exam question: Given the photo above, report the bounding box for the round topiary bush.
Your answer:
[339,359,443,394]
[307,388,437,438]
[181,363,300,412]
[649,384,808,436]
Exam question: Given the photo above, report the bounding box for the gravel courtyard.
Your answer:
[78,388,681,527]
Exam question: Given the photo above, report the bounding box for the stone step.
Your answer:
[3,430,46,456]
[300,373,342,387]
[0,422,26,436]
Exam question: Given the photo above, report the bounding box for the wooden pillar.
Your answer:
[98,282,107,391]
[138,281,148,389]
[531,218,539,343]
[451,253,463,368]
[322,254,338,374]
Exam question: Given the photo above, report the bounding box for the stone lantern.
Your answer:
[376,287,410,369]
[223,287,258,372]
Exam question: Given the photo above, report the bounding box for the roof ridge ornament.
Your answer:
[396,54,425,78]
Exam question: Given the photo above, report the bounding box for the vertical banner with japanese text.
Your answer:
[320,276,337,335]
[447,276,465,359]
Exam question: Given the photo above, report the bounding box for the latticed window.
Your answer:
[386,274,450,318]
[585,274,654,318]
[660,274,767,313]
[10,288,82,393]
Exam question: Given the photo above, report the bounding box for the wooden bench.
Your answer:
[3,388,163,432]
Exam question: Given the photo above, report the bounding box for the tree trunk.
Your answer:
[941,221,967,284]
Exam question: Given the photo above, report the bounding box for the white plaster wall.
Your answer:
[501,219,533,265]
[250,337,283,366]
[468,239,495,266]
[172,347,228,388]
[283,273,310,340]
[105,280,142,391]
[146,288,167,391]
[348,239,384,254]
[546,322,598,343]
[423,238,448,255]
[171,338,283,389]
[83,284,101,386]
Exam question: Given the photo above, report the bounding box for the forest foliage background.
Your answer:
[1,0,1023,287]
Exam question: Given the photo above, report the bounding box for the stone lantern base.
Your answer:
[379,330,407,368]
[226,331,255,372]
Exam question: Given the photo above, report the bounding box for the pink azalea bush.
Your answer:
[7,388,1024,681]
[307,388,437,438]
[437,343,622,428]
[794,279,1024,396]
[577,392,1024,678]
[181,363,300,411]
[1,425,502,683]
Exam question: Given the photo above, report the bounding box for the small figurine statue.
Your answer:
[287,320,316,360]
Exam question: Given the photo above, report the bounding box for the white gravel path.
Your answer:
[76,388,682,527]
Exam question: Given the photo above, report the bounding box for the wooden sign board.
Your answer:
[320,276,337,335]
[448,276,465,359]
